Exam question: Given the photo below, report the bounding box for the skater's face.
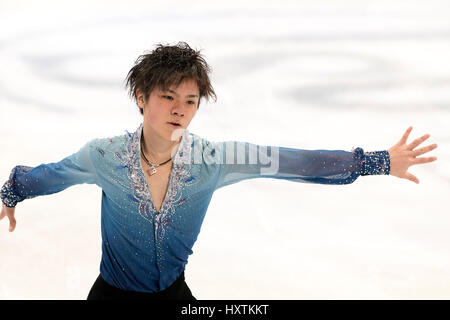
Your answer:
[137,78,199,141]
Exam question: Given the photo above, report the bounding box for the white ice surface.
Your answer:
[0,0,449,299]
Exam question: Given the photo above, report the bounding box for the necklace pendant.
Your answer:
[148,166,157,176]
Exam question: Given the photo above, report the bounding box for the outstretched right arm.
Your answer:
[0,139,98,231]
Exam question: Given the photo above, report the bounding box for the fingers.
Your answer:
[400,126,413,144]
[405,172,420,184]
[9,216,16,232]
[1,205,16,232]
[412,143,438,157]
[407,133,431,150]
[412,156,438,165]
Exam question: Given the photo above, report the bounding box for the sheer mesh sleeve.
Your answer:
[212,140,390,190]
[1,140,98,208]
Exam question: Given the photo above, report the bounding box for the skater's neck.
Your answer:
[141,125,181,163]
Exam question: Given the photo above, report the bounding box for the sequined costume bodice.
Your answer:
[1,122,390,292]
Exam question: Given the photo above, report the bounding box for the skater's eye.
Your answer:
[162,95,196,105]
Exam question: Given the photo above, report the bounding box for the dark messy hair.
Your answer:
[124,41,217,115]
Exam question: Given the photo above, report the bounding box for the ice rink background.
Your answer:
[0,0,448,299]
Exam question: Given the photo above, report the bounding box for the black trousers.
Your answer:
[87,272,196,300]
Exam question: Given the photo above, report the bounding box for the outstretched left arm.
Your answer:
[388,126,438,184]
[209,126,437,191]
[210,139,390,191]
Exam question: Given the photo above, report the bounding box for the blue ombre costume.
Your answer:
[1,123,390,292]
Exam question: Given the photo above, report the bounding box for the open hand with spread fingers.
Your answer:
[387,126,438,184]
